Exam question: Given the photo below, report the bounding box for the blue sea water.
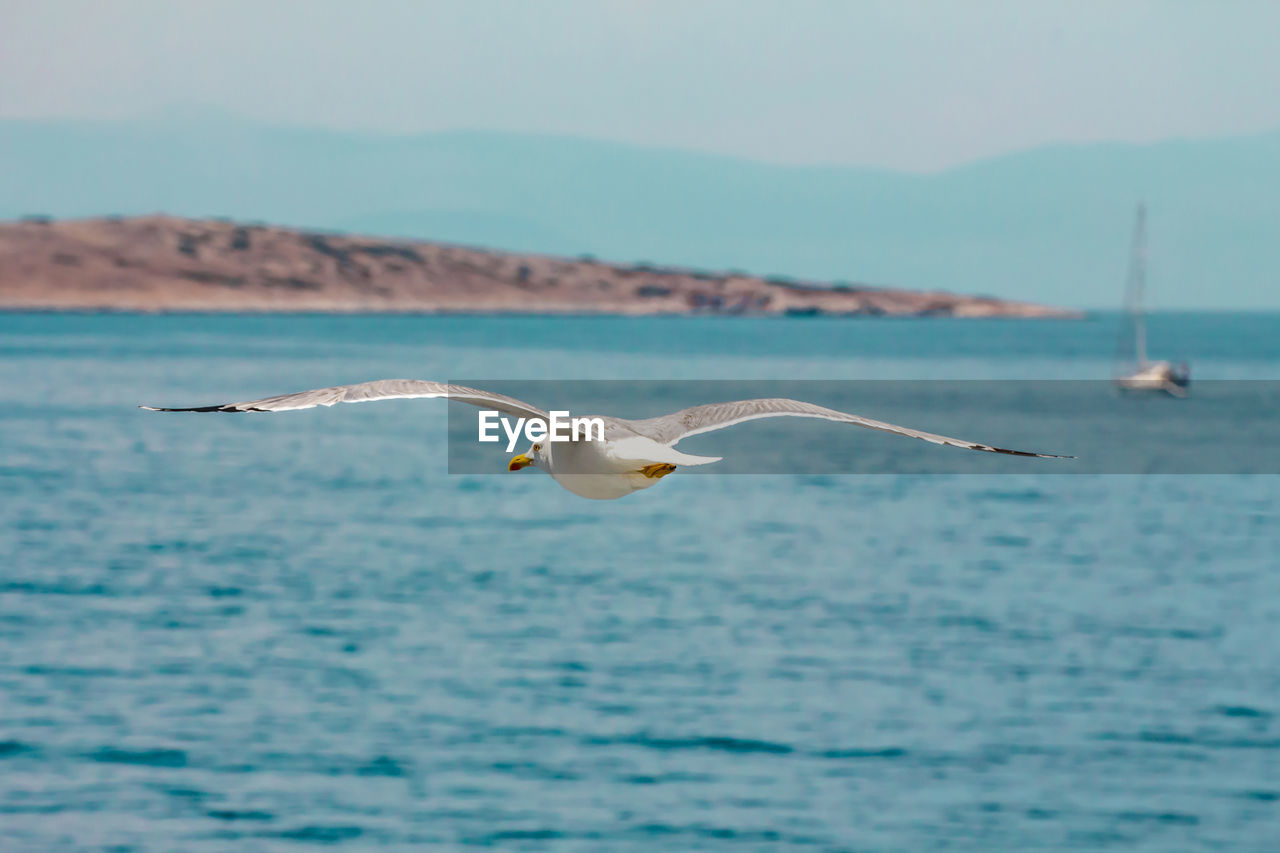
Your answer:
[1,312,1278,851]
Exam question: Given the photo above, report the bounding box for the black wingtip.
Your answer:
[973,444,1075,459]
[139,404,236,412]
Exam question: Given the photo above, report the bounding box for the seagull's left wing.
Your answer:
[625,398,1072,459]
[141,379,549,421]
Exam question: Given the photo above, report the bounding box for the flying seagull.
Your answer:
[142,379,1071,500]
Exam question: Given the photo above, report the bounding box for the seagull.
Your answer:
[142,379,1071,500]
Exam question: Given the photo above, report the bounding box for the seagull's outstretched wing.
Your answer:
[625,398,1072,459]
[141,379,548,421]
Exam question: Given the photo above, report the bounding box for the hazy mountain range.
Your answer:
[2,111,1277,309]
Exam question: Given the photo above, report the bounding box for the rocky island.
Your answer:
[0,216,1074,317]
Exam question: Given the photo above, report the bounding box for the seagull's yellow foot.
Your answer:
[639,463,677,479]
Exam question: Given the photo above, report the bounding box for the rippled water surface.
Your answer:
[2,313,1279,851]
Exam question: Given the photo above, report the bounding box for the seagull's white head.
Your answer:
[507,442,546,473]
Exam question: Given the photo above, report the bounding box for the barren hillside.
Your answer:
[0,216,1074,317]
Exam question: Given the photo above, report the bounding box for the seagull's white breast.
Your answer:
[542,439,659,500]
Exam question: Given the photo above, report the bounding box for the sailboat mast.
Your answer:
[1128,203,1148,366]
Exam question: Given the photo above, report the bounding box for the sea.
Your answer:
[1,312,1278,851]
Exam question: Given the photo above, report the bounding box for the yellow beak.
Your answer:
[508,454,533,471]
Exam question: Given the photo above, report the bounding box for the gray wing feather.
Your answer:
[141,379,548,421]
[624,398,1072,459]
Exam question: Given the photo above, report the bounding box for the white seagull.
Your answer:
[143,379,1071,500]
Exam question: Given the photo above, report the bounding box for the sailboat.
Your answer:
[1114,203,1190,396]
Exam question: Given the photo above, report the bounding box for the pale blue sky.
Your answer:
[3,0,1278,170]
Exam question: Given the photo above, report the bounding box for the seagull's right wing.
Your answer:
[141,379,549,421]
[626,397,1072,459]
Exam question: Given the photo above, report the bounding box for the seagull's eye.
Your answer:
[532,443,542,452]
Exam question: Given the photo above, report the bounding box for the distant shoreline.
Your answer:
[0,307,1088,320]
[0,216,1081,319]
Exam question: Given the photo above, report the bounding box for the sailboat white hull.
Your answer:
[1116,361,1190,396]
